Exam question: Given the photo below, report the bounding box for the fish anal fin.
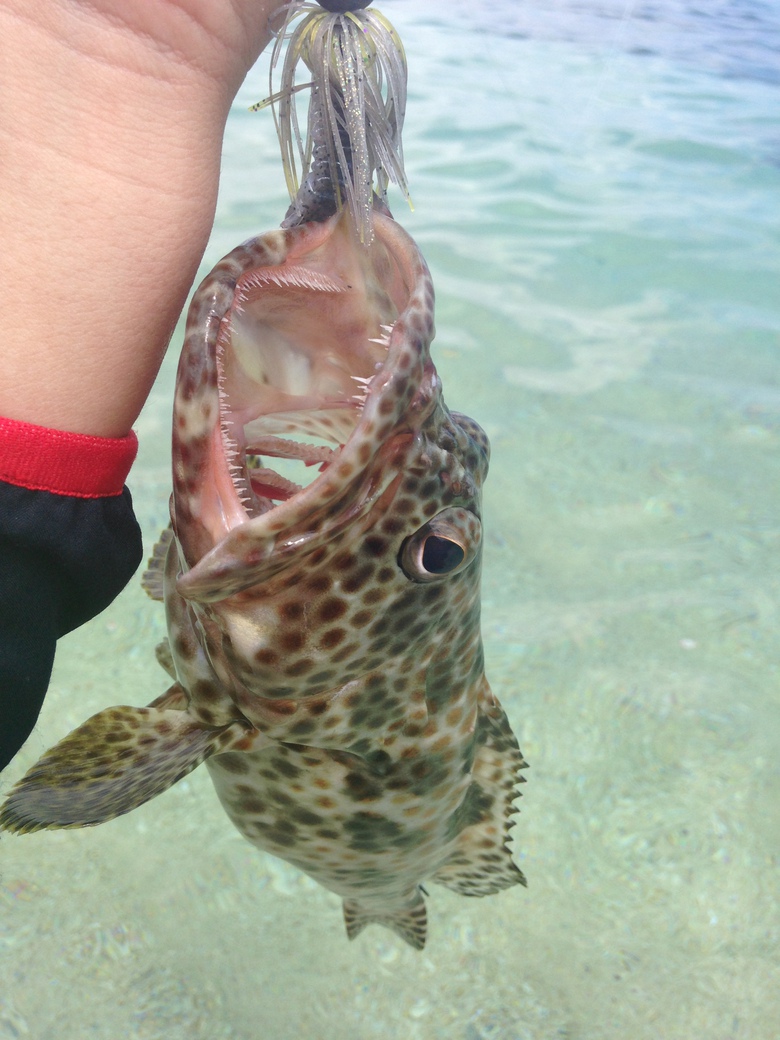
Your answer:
[0,701,245,834]
[433,695,528,897]
[142,526,174,602]
[343,889,427,950]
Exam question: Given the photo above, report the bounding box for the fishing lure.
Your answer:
[253,0,411,243]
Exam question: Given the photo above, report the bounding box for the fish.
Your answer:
[0,2,528,950]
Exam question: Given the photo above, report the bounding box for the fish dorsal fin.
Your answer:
[141,526,175,602]
[343,888,427,950]
[0,693,246,833]
[433,696,528,897]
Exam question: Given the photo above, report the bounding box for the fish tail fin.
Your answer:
[343,888,427,950]
[0,691,245,834]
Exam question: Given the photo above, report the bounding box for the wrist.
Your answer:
[0,416,138,498]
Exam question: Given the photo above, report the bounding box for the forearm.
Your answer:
[0,0,277,436]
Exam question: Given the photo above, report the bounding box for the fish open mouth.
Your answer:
[216,212,408,521]
[175,211,431,601]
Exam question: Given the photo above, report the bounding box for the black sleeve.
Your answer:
[0,482,143,772]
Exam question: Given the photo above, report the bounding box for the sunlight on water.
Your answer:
[1,1,779,1037]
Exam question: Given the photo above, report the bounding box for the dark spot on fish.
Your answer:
[288,717,317,738]
[349,706,370,728]
[265,698,297,715]
[331,642,359,663]
[271,757,302,779]
[191,679,220,702]
[367,616,390,638]
[104,730,128,744]
[280,630,306,653]
[173,633,195,660]
[317,828,340,840]
[290,807,324,827]
[361,587,388,606]
[319,597,348,622]
[239,796,267,814]
[341,564,374,594]
[280,601,304,623]
[308,573,332,594]
[333,550,357,571]
[381,516,406,536]
[266,828,298,848]
[266,685,296,698]
[365,711,391,731]
[364,749,393,775]
[364,535,387,557]
[286,658,314,677]
[343,772,383,801]
[320,627,347,649]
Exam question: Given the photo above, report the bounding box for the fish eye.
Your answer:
[399,508,480,583]
[421,535,465,574]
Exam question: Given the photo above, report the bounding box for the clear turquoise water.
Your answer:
[2,2,779,1036]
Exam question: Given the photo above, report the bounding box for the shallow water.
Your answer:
[2,1,779,1037]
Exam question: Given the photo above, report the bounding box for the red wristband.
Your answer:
[0,417,138,498]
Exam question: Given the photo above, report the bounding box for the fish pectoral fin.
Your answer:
[343,889,427,950]
[433,696,529,897]
[0,701,245,834]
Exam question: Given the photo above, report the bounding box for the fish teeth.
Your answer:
[350,375,372,405]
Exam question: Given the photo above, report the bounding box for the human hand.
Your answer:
[0,0,284,437]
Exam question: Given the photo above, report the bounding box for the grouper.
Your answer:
[0,1,527,949]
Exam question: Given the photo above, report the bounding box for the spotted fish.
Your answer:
[0,206,527,947]
[0,4,528,950]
